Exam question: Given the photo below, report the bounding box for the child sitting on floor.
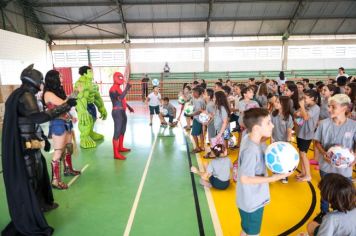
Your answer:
[191,144,231,190]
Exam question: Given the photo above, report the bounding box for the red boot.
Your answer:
[119,135,131,152]
[113,138,126,160]
[51,160,68,190]
[63,153,81,176]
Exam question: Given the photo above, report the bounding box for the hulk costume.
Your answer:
[75,66,107,148]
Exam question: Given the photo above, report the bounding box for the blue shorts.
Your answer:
[191,119,203,136]
[149,105,160,115]
[209,176,229,190]
[49,119,73,137]
[163,115,174,123]
[239,207,264,235]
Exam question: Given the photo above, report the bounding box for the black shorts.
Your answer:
[149,105,160,115]
[296,137,312,153]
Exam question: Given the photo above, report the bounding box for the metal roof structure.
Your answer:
[17,0,356,41]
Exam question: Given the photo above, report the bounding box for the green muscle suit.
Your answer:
[75,66,107,148]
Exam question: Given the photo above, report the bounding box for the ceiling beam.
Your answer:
[40,16,356,25]
[51,32,356,40]
[205,0,214,42]
[282,0,306,39]
[115,0,129,43]
[33,0,351,8]
[34,8,122,37]
[17,0,50,41]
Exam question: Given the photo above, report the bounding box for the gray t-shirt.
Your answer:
[207,157,232,182]
[317,208,356,236]
[238,100,260,126]
[206,101,215,114]
[256,95,268,108]
[192,97,205,120]
[213,106,228,132]
[237,135,270,212]
[271,114,294,142]
[162,103,175,117]
[319,97,329,120]
[234,95,242,115]
[314,118,356,177]
[297,104,320,140]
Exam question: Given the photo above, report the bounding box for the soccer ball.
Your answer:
[184,103,194,116]
[328,146,355,169]
[295,117,304,126]
[161,108,168,116]
[223,128,231,140]
[228,135,237,148]
[265,142,299,174]
[152,79,160,86]
[198,113,210,123]
[178,96,185,104]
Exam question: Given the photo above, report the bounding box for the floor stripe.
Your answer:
[123,133,158,236]
[278,169,317,236]
[67,164,89,187]
[182,128,205,236]
[189,136,223,236]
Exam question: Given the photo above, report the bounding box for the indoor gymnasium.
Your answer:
[0,0,355,235]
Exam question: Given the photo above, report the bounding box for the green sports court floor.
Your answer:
[0,102,215,236]
[1,101,353,235]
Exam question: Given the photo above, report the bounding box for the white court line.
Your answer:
[67,164,89,187]
[188,135,223,236]
[123,133,158,236]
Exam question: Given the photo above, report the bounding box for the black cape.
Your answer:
[1,87,53,236]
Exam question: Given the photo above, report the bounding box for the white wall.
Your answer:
[130,48,204,73]
[209,46,282,71]
[287,45,356,70]
[0,29,52,85]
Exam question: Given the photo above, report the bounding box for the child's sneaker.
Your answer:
[281,177,288,184]
[309,159,318,165]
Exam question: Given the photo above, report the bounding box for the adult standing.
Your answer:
[43,70,81,190]
[1,64,76,235]
[141,73,150,102]
[110,72,134,160]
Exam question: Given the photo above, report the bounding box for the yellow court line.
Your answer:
[188,135,223,236]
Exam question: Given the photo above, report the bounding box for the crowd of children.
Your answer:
[142,70,356,235]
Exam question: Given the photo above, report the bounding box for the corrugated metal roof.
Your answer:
[26,0,356,39]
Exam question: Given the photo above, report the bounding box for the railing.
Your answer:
[97,77,329,101]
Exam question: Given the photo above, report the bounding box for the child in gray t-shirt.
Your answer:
[236,108,291,236]
[313,94,356,215]
[294,90,320,182]
[307,173,356,236]
[191,144,231,190]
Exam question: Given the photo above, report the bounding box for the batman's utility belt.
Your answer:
[24,140,44,150]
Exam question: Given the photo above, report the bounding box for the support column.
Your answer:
[125,43,131,75]
[281,40,288,71]
[204,42,209,72]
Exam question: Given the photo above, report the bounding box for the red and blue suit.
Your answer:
[109,72,134,160]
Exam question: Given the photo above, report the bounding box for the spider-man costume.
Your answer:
[109,72,134,160]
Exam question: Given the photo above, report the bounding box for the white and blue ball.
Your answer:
[198,113,210,123]
[152,79,160,86]
[161,108,168,116]
[328,146,355,169]
[265,142,299,174]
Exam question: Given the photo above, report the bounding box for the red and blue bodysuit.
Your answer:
[110,72,134,160]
